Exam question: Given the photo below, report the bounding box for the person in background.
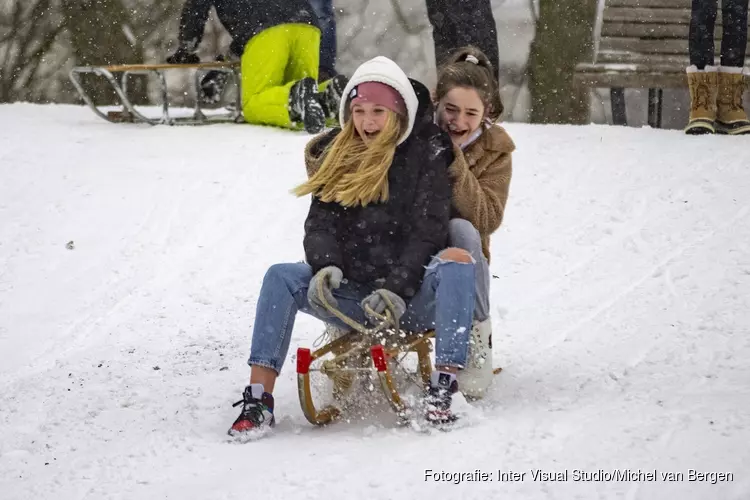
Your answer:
[308,0,339,82]
[685,0,750,135]
[166,0,347,133]
[425,0,500,83]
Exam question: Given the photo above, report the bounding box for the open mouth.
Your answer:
[363,131,380,140]
[448,130,468,141]
[447,124,468,140]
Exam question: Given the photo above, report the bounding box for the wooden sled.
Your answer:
[296,327,435,425]
[69,61,242,126]
[295,280,502,426]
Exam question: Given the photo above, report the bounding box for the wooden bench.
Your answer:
[575,0,750,127]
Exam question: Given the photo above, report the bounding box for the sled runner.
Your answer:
[69,61,242,125]
[296,279,502,426]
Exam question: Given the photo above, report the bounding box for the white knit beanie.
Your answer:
[338,56,419,145]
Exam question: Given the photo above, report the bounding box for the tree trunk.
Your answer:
[0,0,66,103]
[62,0,147,104]
[528,0,598,124]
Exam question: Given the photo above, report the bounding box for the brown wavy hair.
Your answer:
[435,45,504,121]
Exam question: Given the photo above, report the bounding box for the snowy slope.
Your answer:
[1,104,749,500]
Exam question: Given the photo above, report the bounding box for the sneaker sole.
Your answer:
[716,120,750,135]
[684,119,715,135]
[227,425,274,442]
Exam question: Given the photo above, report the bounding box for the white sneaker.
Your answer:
[458,318,494,399]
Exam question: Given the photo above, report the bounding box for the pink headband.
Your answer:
[349,82,407,117]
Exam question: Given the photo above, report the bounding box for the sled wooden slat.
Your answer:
[100,62,239,72]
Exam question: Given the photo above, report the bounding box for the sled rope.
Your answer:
[316,277,503,377]
[316,277,398,334]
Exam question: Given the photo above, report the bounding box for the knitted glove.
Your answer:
[361,289,406,324]
[307,266,343,316]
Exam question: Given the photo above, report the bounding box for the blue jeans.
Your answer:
[448,218,490,322]
[307,0,337,77]
[248,256,476,374]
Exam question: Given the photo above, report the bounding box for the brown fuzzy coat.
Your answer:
[450,125,514,262]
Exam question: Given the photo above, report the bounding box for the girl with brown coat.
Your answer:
[432,46,515,399]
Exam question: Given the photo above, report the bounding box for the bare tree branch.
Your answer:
[7,0,53,91]
[0,1,50,101]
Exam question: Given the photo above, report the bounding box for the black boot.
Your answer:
[289,77,326,134]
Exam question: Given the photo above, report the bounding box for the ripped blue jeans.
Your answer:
[248,255,476,374]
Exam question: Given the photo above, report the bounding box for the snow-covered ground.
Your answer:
[1,104,749,500]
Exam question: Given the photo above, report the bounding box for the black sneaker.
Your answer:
[424,372,459,425]
[319,74,349,120]
[228,385,275,436]
[289,77,326,134]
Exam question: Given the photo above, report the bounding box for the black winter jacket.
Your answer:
[176,0,319,57]
[303,80,454,301]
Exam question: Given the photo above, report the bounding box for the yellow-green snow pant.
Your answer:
[241,24,320,129]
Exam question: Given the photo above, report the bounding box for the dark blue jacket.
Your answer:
[176,0,319,57]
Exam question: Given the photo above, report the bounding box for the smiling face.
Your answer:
[351,102,390,145]
[436,86,486,148]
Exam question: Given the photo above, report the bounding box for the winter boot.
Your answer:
[318,74,349,121]
[424,371,459,425]
[716,66,750,135]
[228,384,275,436]
[684,65,718,135]
[289,77,326,134]
[457,318,494,400]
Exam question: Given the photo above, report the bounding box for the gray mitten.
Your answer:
[361,289,406,324]
[307,266,343,316]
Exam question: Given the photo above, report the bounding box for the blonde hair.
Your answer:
[292,110,403,207]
